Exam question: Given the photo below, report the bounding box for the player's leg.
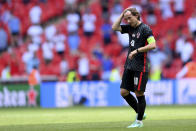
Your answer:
[120,69,138,113]
[127,71,148,128]
[135,90,146,121]
[120,88,138,113]
[134,71,148,122]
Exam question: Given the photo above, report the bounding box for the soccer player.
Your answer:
[112,8,156,128]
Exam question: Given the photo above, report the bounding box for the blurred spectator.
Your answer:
[66,8,80,54]
[26,52,40,74]
[110,0,122,24]
[161,30,174,67]
[101,19,112,45]
[28,66,41,86]
[67,69,79,82]
[68,32,80,53]
[109,67,121,82]
[101,0,109,20]
[27,23,43,45]
[144,0,157,26]
[176,61,196,78]
[28,40,39,53]
[64,0,77,11]
[7,12,21,47]
[148,48,167,81]
[82,9,96,38]
[0,27,8,53]
[29,2,42,24]
[22,47,33,70]
[1,10,11,23]
[173,0,185,15]
[159,0,173,20]
[179,39,194,65]
[116,31,129,52]
[66,8,80,34]
[130,0,143,14]
[60,58,69,76]
[101,54,113,81]
[1,66,11,80]
[175,34,186,57]
[42,39,54,65]
[53,30,66,57]
[187,11,196,41]
[92,43,103,60]
[90,53,101,80]
[45,24,56,41]
[78,53,89,81]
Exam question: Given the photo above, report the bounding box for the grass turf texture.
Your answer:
[0,105,196,131]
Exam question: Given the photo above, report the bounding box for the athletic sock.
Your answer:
[136,120,142,123]
[137,95,146,121]
[123,93,138,113]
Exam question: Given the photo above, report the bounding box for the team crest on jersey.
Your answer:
[132,34,135,37]
[137,32,140,38]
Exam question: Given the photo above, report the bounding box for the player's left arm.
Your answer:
[137,36,156,52]
[129,36,156,59]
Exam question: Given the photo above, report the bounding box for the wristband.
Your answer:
[137,49,139,53]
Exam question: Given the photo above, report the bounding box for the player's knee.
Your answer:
[120,89,129,97]
[135,91,144,97]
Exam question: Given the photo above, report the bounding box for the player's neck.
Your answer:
[134,21,141,28]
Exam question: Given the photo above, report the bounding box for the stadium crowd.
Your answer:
[0,0,196,81]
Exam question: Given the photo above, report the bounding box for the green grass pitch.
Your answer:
[0,105,196,131]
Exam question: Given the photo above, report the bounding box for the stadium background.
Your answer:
[0,0,196,130]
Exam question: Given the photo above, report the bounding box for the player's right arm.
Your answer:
[112,12,124,32]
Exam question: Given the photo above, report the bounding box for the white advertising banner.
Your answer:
[56,82,71,107]
[41,79,196,108]
[145,81,173,105]
[176,79,196,104]
[55,82,113,107]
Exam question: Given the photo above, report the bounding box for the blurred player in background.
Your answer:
[112,7,156,128]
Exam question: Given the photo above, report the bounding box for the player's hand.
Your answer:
[128,50,137,59]
[122,7,131,16]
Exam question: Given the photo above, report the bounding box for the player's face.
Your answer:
[124,11,138,27]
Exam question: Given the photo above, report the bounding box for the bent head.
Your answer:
[124,8,140,27]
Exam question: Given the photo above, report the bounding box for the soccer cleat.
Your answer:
[135,113,147,120]
[127,120,144,128]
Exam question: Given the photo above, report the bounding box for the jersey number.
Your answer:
[130,40,135,47]
[134,77,138,86]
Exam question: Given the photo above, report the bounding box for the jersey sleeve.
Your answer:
[143,25,153,38]
[143,26,155,44]
[120,25,130,34]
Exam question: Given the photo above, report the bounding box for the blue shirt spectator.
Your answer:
[102,55,113,71]
[101,20,112,45]
[0,28,8,52]
[26,53,40,74]
[8,15,20,35]
[68,33,80,52]
[101,55,113,80]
